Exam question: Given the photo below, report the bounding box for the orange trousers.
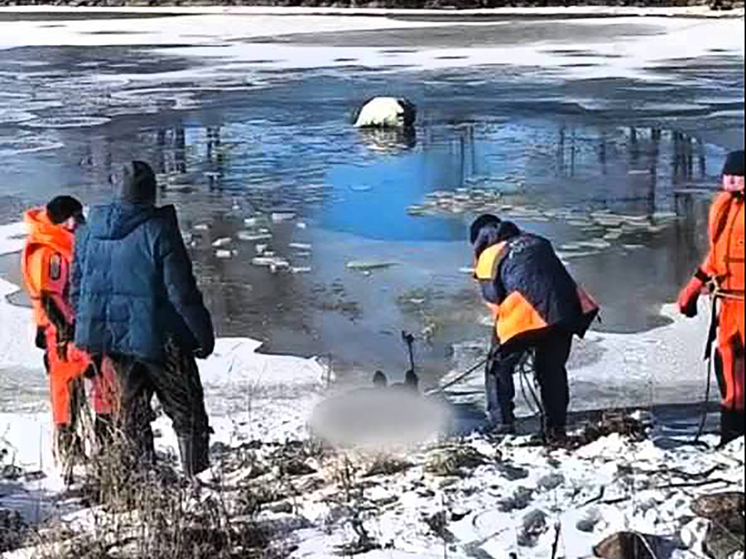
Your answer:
[46,329,118,425]
[718,298,745,411]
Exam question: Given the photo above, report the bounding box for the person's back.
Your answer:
[73,202,212,363]
[72,161,215,477]
[475,224,597,350]
[499,233,587,338]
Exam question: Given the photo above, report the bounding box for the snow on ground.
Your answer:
[280,433,744,558]
[0,222,26,257]
[0,278,42,374]
[1,5,739,16]
[0,268,326,522]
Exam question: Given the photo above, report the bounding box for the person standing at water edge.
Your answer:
[21,196,92,472]
[71,161,215,477]
[678,150,745,446]
[471,215,599,441]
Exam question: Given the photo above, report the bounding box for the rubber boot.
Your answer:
[545,425,568,447]
[178,432,210,478]
[720,408,745,447]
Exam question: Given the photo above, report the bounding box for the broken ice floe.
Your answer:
[212,237,232,248]
[237,231,272,242]
[252,256,291,273]
[24,116,111,128]
[0,109,36,124]
[346,261,398,272]
[215,249,237,259]
[0,135,64,157]
[271,212,296,223]
[408,188,682,258]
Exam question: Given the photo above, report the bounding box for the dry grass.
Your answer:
[19,429,286,559]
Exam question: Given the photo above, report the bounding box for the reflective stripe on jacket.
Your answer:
[475,234,599,346]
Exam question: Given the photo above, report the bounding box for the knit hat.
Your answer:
[46,195,83,225]
[118,161,157,205]
[470,214,501,244]
[722,150,744,177]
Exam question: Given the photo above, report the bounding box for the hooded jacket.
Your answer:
[71,203,214,363]
[22,208,75,328]
[474,224,599,349]
[22,208,92,426]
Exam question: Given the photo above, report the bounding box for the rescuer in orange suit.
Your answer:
[678,150,745,446]
[21,197,115,471]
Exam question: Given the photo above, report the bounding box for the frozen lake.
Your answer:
[0,8,743,433]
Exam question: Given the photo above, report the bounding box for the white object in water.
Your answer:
[354,97,416,128]
[237,231,272,242]
[212,237,231,248]
[346,261,398,272]
[272,212,296,223]
[252,257,290,270]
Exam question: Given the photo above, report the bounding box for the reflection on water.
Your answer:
[0,62,740,377]
[358,127,417,153]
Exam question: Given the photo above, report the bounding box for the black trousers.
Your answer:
[714,345,746,446]
[486,330,573,429]
[107,340,210,462]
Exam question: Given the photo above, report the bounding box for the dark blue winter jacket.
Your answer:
[71,203,214,363]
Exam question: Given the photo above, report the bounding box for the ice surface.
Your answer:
[0,221,26,256]
[0,10,741,85]
[444,301,717,414]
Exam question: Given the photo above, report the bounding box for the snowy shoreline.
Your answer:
[0,5,742,18]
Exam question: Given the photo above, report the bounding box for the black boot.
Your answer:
[720,408,745,448]
[545,424,568,447]
[178,432,210,478]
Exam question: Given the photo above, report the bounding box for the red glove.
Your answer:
[678,276,705,318]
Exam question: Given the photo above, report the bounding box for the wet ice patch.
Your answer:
[0,110,36,125]
[0,134,64,157]
[24,116,111,129]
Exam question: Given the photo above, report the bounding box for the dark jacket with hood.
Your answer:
[474,220,599,349]
[71,162,214,363]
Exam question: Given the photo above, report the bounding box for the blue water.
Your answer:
[0,45,743,376]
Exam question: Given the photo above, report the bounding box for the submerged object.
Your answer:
[354,97,416,129]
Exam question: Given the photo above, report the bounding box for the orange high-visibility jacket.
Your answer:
[702,192,745,301]
[475,234,599,348]
[21,209,91,425]
[700,192,745,410]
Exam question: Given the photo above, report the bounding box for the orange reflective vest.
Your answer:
[475,240,598,346]
[701,192,745,410]
[21,208,91,425]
